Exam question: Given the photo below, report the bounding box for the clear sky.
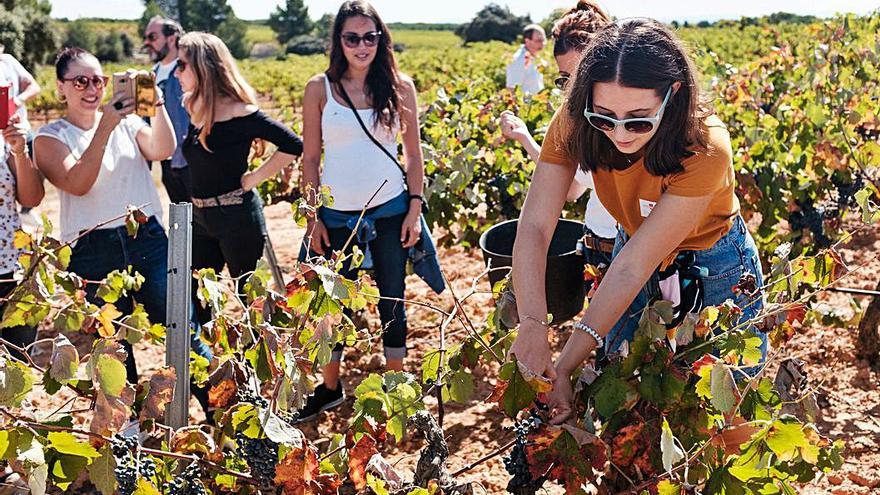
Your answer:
[49,0,879,24]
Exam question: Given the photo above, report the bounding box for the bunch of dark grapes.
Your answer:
[236,388,269,408]
[276,408,299,425]
[832,174,864,213]
[110,435,139,495]
[503,415,545,495]
[790,199,831,248]
[235,432,279,487]
[163,462,208,495]
[488,174,519,219]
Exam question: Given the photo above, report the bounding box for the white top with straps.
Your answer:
[36,115,164,243]
[0,155,21,273]
[320,75,405,211]
[573,167,619,239]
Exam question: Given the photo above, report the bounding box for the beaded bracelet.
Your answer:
[573,321,604,348]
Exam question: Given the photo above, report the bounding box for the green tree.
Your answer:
[268,0,312,44]
[95,33,123,62]
[184,0,232,32]
[0,8,25,57]
[64,19,97,52]
[139,0,167,35]
[455,3,530,44]
[216,15,250,59]
[0,1,58,70]
[313,13,334,41]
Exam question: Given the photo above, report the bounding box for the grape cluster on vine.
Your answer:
[235,432,279,487]
[110,434,139,495]
[236,387,269,408]
[163,462,209,495]
[503,414,545,494]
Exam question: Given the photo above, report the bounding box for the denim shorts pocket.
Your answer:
[138,218,167,240]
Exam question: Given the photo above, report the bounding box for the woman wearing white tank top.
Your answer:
[295,0,425,422]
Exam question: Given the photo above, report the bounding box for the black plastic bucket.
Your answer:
[479,218,586,323]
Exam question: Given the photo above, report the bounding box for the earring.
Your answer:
[57,92,66,103]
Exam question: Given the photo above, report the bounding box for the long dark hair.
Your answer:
[551,0,610,57]
[566,18,712,176]
[326,0,400,131]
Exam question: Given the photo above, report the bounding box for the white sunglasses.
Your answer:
[583,86,673,134]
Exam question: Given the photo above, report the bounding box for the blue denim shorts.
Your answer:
[605,215,769,364]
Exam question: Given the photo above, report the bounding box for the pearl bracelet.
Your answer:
[573,321,604,348]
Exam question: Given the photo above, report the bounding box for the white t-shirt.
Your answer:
[35,115,164,242]
[505,45,544,95]
[574,167,618,239]
[0,54,32,127]
[155,60,176,84]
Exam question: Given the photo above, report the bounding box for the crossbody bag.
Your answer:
[330,74,428,214]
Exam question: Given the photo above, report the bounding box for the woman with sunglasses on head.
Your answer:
[499,0,617,286]
[295,0,426,422]
[34,48,214,407]
[175,32,302,322]
[507,19,768,423]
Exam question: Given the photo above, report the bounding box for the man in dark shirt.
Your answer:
[144,16,192,203]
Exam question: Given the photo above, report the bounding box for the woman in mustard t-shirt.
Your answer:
[508,18,768,423]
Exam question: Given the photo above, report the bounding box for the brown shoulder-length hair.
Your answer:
[551,0,611,57]
[326,0,400,131]
[566,18,712,176]
[178,32,261,153]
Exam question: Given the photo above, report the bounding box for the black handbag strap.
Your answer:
[329,74,409,187]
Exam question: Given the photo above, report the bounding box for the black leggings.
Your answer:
[191,191,266,323]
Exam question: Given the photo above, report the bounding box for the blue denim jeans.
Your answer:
[605,215,769,364]
[68,217,212,406]
[313,211,409,361]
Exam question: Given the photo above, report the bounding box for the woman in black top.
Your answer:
[177,32,303,319]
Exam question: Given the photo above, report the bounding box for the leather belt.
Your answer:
[581,233,616,254]
[191,188,246,208]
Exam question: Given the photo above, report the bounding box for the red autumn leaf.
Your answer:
[785,303,807,325]
[139,366,176,422]
[90,387,135,438]
[485,379,509,407]
[275,445,340,495]
[691,354,717,375]
[347,434,378,490]
[208,378,237,408]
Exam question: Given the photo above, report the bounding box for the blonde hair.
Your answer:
[178,32,258,151]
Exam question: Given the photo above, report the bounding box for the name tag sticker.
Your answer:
[639,199,657,217]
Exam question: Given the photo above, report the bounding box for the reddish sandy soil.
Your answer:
[14,172,880,494]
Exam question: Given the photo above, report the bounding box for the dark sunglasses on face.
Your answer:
[62,75,110,91]
[341,31,382,48]
[583,86,673,134]
[143,32,160,42]
[176,60,188,73]
[554,75,570,90]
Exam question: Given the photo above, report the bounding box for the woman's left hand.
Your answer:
[400,208,422,248]
[2,116,28,154]
[240,171,258,192]
[546,368,575,425]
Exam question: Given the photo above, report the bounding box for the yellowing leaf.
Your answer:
[13,230,31,249]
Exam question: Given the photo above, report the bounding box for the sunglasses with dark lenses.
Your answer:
[554,75,570,90]
[176,60,188,73]
[62,75,110,91]
[341,31,382,48]
[583,86,673,134]
[143,32,159,42]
